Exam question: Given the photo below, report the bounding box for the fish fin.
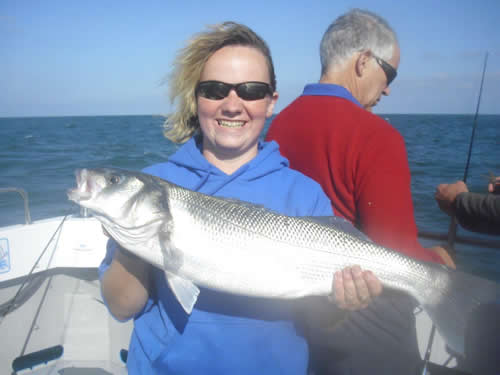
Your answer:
[304,216,372,242]
[165,271,200,315]
[422,267,500,356]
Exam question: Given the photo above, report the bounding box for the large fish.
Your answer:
[68,167,500,355]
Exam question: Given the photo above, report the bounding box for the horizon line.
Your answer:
[2,112,500,120]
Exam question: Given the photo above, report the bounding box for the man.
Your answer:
[435,178,500,235]
[266,9,454,374]
[267,9,452,266]
[435,178,500,374]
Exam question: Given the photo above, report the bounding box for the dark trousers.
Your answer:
[305,290,421,375]
[462,302,500,375]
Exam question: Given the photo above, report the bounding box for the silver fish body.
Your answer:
[68,167,500,355]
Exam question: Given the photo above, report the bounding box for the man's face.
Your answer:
[360,45,400,109]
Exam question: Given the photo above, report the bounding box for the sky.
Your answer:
[2,0,500,117]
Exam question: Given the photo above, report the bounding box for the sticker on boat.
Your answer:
[0,239,10,274]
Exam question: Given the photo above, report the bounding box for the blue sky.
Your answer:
[2,0,500,117]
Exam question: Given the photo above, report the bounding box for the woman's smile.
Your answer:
[217,119,246,128]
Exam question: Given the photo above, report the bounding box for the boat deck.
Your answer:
[0,269,132,374]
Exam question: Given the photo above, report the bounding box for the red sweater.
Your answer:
[266,94,442,263]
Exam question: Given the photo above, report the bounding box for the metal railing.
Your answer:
[419,230,500,250]
[0,188,32,225]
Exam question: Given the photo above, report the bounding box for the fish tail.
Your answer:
[422,267,500,356]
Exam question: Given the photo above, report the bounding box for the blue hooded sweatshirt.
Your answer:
[99,137,334,374]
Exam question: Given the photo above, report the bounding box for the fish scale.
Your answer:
[168,182,444,300]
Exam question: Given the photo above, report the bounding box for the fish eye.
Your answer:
[109,175,120,185]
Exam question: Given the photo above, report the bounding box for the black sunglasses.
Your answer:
[373,55,397,86]
[196,80,273,101]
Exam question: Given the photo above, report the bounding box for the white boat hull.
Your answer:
[0,216,132,373]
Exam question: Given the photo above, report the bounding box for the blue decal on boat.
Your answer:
[0,238,10,274]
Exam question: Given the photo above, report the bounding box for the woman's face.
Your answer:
[197,45,278,171]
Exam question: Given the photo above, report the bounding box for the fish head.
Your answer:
[67,168,169,229]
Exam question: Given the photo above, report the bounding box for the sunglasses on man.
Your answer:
[373,55,397,86]
[196,80,274,101]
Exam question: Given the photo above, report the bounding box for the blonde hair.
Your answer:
[163,21,276,144]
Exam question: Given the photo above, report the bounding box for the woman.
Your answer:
[99,22,380,374]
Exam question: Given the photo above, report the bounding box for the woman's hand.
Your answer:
[330,265,383,310]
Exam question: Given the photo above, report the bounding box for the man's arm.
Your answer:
[356,127,444,263]
[455,192,500,235]
[435,180,500,235]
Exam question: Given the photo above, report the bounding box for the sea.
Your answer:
[1,114,499,281]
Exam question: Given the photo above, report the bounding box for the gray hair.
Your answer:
[163,22,276,144]
[320,9,398,75]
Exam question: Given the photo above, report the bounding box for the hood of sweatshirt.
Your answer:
[163,135,289,195]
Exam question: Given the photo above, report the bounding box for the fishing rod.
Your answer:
[420,52,489,375]
[446,51,489,251]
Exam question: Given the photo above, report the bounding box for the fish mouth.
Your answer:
[67,169,94,202]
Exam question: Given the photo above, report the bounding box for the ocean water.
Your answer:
[0,114,499,280]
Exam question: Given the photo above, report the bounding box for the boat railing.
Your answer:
[0,187,92,224]
[80,207,89,218]
[0,186,497,249]
[418,230,500,249]
[0,188,32,225]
